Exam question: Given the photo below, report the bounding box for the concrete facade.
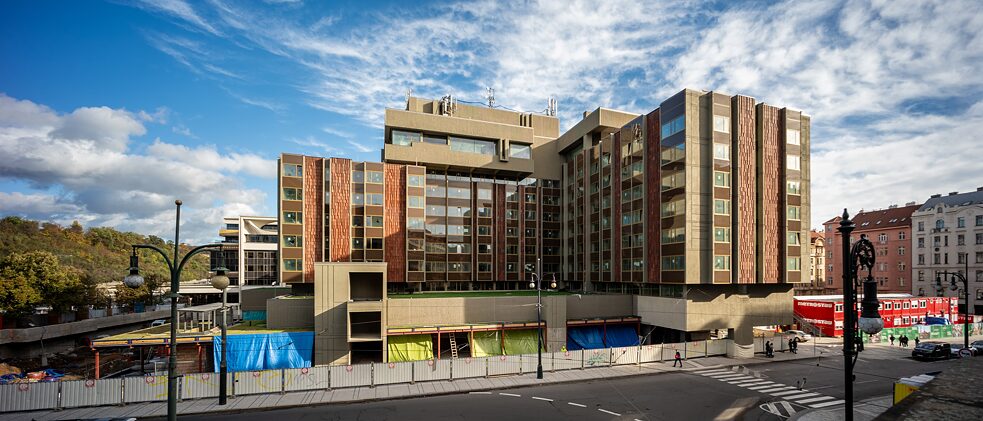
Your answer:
[210,216,278,287]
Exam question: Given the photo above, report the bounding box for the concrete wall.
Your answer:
[240,287,291,312]
[314,262,387,366]
[266,297,314,329]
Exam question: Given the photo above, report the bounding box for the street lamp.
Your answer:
[124,200,224,421]
[934,252,969,350]
[210,265,230,405]
[529,258,556,380]
[837,209,883,421]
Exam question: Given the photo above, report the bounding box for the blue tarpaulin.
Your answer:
[213,332,313,372]
[924,317,950,325]
[567,326,605,350]
[604,325,639,347]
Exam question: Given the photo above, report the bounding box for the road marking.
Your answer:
[531,396,553,402]
[745,383,780,390]
[499,393,521,397]
[732,380,770,386]
[779,401,796,416]
[797,396,836,404]
[756,386,795,393]
[697,369,732,375]
[724,377,756,383]
[598,409,622,416]
[710,374,748,379]
[770,389,808,397]
[783,392,820,400]
[469,391,491,395]
[810,399,845,408]
[567,402,586,408]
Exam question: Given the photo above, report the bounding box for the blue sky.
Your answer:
[1,0,982,243]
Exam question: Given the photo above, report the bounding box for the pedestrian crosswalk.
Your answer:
[693,368,845,409]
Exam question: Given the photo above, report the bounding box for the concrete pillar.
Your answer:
[726,325,755,358]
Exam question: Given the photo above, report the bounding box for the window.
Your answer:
[352,238,364,249]
[786,155,801,171]
[898,246,905,256]
[936,219,944,229]
[408,239,424,251]
[713,171,730,187]
[713,115,730,133]
[282,164,302,177]
[714,227,731,243]
[366,193,383,206]
[788,206,801,221]
[786,129,800,145]
[505,209,518,220]
[449,136,496,155]
[977,215,983,226]
[958,234,965,245]
[662,255,684,271]
[525,193,536,203]
[447,243,471,254]
[787,181,801,195]
[713,143,730,161]
[477,206,491,218]
[918,254,925,265]
[283,235,302,248]
[899,231,906,240]
[425,262,445,272]
[917,238,924,248]
[713,199,730,215]
[787,257,801,271]
[478,262,492,272]
[446,225,470,236]
[477,226,491,236]
[282,187,303,201]
[352,171,364,183]
[408,175,425,187]
[408,196,424,208]
[366,171,384,183]
[788,231,801,245]
[878,233,888,243]
[510,143,532,159]
[392,130,421,146]
[662,228,685,244]
[661,115,685,138]
[365,216,384,227]
[977,233,983,245]
[283,211,302,224]
[408,261,423,272]
[283,259,302,271]
[958,253,967,264]
[477,188,492,200]
[408,217,424,230]
[976,252,983,263]
[957,217,965,228]
[367,238,383,249]
[917,221,924,231]
[447,206,471,217]
[448,187,471,199]
[424,134,446,145]
[662,199,684,217]
[714,255,731,271]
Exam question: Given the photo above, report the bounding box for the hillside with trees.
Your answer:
[0,217,210,322]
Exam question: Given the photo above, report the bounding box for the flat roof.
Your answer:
[91,322,309,348]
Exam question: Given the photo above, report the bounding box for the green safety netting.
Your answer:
[504,329,542,355]
[471,331,503,357]
[387,334,434,362]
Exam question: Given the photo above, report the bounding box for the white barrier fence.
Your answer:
[0,339,731,413]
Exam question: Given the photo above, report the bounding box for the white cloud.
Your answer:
[137,0,221,36]
[0,94,273,244]
[346,140,375,153]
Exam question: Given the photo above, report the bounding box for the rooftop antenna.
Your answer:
[486,87,495,108]
[546,97,557,116]
[405,88,412,109]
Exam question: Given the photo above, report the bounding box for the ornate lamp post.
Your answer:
[838,209,883,421]
[529,257,555,380]
[935,252,969,350]
[123,200,225,421]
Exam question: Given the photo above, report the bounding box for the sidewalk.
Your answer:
[0,350,817,421]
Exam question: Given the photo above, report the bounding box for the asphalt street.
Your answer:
[173,342,965,421]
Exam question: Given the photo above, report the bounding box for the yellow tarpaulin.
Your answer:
[387,334,434,362]
[504,329,542,355]
[471,331,503,357]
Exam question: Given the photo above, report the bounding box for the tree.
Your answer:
[0,270,41,317]
[114,273,164,308]
[0,251,88,313]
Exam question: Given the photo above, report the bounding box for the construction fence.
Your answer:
[0,339,730,413]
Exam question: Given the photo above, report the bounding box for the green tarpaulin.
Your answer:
[387,334,434,362]
[504,329,542,355]
[472,331,503,357]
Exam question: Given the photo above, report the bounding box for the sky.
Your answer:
[1,0,982,244]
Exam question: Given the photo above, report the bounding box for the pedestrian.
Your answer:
[915,337,920,346]
[765,341,773,358]
[788,338,795,354]
[792,338,798,353]
[673,350,683,367]
[889,335,895,346]
[902,335,909,347]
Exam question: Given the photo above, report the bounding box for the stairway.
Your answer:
[449,334,459,359]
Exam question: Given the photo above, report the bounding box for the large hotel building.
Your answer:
[272,89,811,364]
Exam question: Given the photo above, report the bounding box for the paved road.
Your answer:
[173,343,963,421]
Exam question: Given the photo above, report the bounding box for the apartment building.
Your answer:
[823,204,919,295]
[210,216,279,287]
[795,230,826,295]
[911,188,983,315]
[275,89,810,364]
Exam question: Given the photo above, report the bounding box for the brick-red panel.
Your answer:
[761,105,781,283]
[330,158,352,262]
[778,109,788,284]
[303,157,323,283]
[612,131,622,283]
[644,109,661,283]
[518,185,526,280]
[736,96,756,284]
[495,184,506,281]
[384,164,406,282]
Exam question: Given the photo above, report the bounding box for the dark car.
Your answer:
[912,342,951,360]
[970,340,983,356]
[950,344,977,358]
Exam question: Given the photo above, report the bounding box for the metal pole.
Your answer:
[168,200,181,421]
[964,256,970,349]
[219,288,228,405]
[536,257,543,379]
[838,210,855,421]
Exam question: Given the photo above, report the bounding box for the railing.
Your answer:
[0,339,731,413]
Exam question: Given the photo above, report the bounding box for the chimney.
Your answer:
[977,187,983,192]
[888,204,898,209]
[905,201,916,206]
[930,194,941,198]
[583,111,588,118]
[948,191,959,196]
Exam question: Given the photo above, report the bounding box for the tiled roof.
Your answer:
[851,204,921,231]
[916,189,983,212]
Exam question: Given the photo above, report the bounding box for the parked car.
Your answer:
[912,341,951,360]
[787,330,812,342]
[970,340,983,356]
[950,344,977,358]
[150,319,166,327]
